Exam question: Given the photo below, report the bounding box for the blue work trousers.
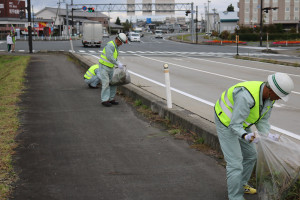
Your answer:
[99,64,117,102]
[214,114,257,200]
[84,76,101,87]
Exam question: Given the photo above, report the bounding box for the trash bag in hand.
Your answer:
[256,133,300,200]
[110,66,131,86]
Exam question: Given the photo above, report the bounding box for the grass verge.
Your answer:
[235,55,300,68]
[0,55,30,200]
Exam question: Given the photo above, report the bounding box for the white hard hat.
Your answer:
[117,33,127,43]
[267,72,294,102]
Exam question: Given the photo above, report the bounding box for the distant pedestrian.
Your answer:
[214,73,294,200]
[84,64,101,89]
[98,33,127,107]
[11,32,16,52]
[6,32,13,52]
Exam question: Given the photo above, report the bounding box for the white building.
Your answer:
[219,11,239,33]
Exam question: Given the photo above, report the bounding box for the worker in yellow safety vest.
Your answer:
[84,64,101,89]
[214,72,294,200]
[98,33,127,107]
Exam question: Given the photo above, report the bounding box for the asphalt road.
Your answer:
[1,34,299,58]
[11,53,248,200]
[77,50,300,140]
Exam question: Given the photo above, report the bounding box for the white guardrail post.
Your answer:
[164,63,172,108]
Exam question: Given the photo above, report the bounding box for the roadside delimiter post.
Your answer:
[164,64,172,109]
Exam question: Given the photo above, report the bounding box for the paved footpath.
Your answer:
[11,53,257,200]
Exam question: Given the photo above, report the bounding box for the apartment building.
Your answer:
[238,0,300,30]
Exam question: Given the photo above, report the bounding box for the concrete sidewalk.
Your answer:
[12,53,256,200]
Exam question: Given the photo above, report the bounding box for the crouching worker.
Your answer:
[84,64,101,89]
[214,72,294,200]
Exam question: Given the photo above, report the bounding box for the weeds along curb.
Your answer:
[235,55,300,67]
[68,52,222,154]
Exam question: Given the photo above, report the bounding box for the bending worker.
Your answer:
[84,64,101,89]
[214,72,294,200]
[99,33,127,107]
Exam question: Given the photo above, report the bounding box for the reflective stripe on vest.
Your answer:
[84,64,99,79]
[99,40,118,68]
[214,81,270,129]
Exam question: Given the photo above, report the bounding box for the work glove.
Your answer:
[267,133,280,141]
[244,132,257,143]
[118,63,124,69]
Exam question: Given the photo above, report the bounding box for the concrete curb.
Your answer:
[69,52,222,153]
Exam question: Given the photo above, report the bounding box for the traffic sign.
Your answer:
[82,6,87,11]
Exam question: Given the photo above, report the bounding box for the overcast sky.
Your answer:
[31,0,239,22]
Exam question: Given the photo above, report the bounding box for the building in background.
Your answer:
[35,7,109,36]
[155,0,175,16]
[0,0,26,39]
[165,17,176,25]
[142,0,152,15]
[219,11,239,33]
[127,0,135,16]
[238,0,300,31]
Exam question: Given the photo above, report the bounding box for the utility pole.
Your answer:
[196,6,198,44]
[71,8,74,36]
[207,0,211,34]
[32,5,35,37]
[191,2,194,42]
[260,0,263,47]
[71,0,73,36]
[66,4,74,52]
[27,0,32,53]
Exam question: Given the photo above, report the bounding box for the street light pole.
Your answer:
[196,6,198,44]
[72,8,74,36]
[260,0,263,47]
[27,0,32,53]
[207,0,210,34]
[236,25,240,56]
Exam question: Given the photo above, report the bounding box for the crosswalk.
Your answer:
[76,50,296,58]
[0,49,294,58]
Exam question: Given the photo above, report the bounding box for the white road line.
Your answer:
[129,70,215,107]
[179,55,300,95]
[79,50,85,53]
[135,54,245,81]
[89,50,96,53]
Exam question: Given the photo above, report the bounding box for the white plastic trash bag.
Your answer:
[110,66,131,86]
[256,133,300,200]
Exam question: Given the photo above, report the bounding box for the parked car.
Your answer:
[154,30,163,38]
[128,32,141,42]
[103,32,109,38]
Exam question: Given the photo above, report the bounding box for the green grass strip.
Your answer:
[0,55,30,199]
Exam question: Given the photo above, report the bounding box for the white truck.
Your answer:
[133,27,144,37]
[154,30,163,38]
[82,21,103,47]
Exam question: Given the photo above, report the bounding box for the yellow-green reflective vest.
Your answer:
[99,40,118,68]
[214,81,274,129]
[84,64,99,79]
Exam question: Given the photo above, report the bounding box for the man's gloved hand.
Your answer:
[244,132,256,143]
[118,63,124,69]
[268,133,280,141]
